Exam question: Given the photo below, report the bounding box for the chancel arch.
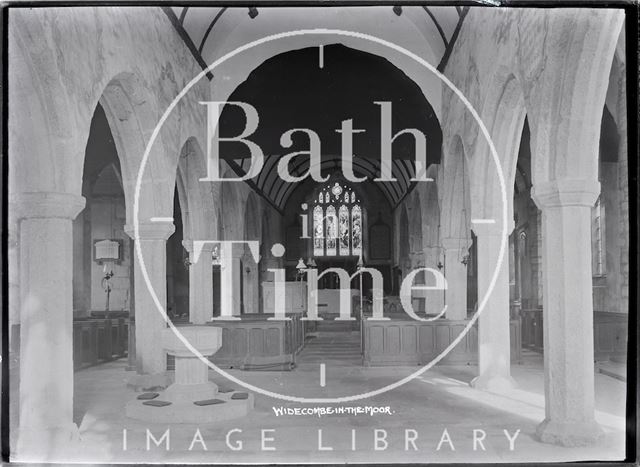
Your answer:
[7,6,630,462]
[203,7,446,126]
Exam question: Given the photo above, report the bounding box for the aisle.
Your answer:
[296,329,362,367]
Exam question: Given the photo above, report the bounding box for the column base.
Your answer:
[536,418,604,447]
[15,423,80,462]
[163,382,218,403]
[470,374,517,394]
[125,372,172,392]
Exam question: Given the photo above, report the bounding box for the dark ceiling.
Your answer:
[219,44,442,209]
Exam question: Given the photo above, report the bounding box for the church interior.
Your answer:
[7,5,631,463]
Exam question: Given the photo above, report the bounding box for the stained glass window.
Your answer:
[339,205,350,255]
[313,205,324,256]
[331,182,343,199]
[310,182,363,257]
[325,206,337,256]
[352,205,362,256]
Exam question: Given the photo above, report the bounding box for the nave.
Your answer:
[7,5,631,463]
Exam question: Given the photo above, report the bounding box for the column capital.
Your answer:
[532,179,600,209]
[11,192,85,221]
[124,222,175,241]
[471,223,506,238]
[181,239,217,253]
[219,242,247,259]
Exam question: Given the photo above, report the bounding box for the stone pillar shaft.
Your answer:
[126,223,174,375]
[13,192,85,459]
[471,226,515,393]
[174,356,209,385]
[183,241,214,324]
[242,252,259,315]
[532,179,603,446]
[442,238,468,320]
[423,246,445,315]
[217,244,243,318]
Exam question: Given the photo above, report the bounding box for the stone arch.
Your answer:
[8,12,89,196]
[9,7,208,205]
[205,9,444,122]
[408,191,424,256]
[523,10,625,185]
[605,42,626,130]
[175,162,191,241]
[219,170,245,241]
[176,137,216,240]
[98,72,176,225]
[422,166,441,249]
[397,204,410,270]
[471,73,527,231]
[440,135,471,246]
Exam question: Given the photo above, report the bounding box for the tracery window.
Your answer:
[312,182,363,257]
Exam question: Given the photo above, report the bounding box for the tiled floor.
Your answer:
[10,350,628,464]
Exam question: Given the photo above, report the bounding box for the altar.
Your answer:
[261,281,361,318]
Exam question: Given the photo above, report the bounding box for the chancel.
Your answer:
[201,100,434,183]
[7,5,630,465]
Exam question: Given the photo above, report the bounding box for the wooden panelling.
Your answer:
[521,309,628,362]
[72,317,128,370]
[208,314,306,369]
[363,316,521,366]
[594,311,628,362]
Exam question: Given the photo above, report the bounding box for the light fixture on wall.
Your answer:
[211,245,220,264]
[436,221,444,270]
[459,154,471,267]
[183,249,192,270]
[94,239,121,312]
[306,257,317,268]
[296,258,307,282]
[357,254,365,319]
[248,7,259,18]
[393,5,403,16]
[101,266,114,312]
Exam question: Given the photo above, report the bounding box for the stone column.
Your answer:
[442,238,468,320]
[8,216,19,353]
[407,252,425,312]
[471,223,516,393]
[13,192,85,460]
[423,246,445,315]
[531,179,603,446]
[125,222,175,375]
[242,250,259,315]
[216,243,242,319]
[183,240,214,324]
